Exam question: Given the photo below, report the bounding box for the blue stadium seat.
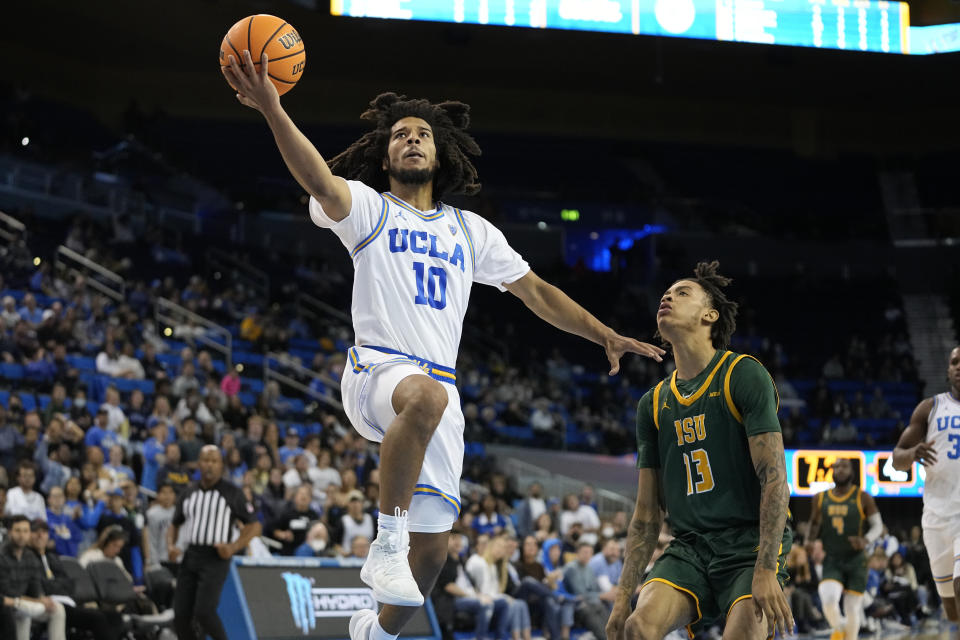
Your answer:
[0,363,24,380]
[112,378,155,395]
[0,390,9,407]
[37,394,51,410]
[156,353,182,370]
[242,378,264,393]
[18,393,36,412]
[235,351,263,367]
[238,392,256,407]
[66,355,96,371]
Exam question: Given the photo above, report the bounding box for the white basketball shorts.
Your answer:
[341,345,463,533]
[922,509,960,597]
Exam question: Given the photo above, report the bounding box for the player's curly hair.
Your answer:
[327,92,481,199]
[657,260,739,350]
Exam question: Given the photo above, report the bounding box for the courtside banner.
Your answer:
[219,557,440,640]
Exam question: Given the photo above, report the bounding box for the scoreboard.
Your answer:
[331,0,913,54]
[786,448,923,498]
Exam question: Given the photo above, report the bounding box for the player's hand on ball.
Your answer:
[911,439,938,466]
[751,568,793,638]
[222,50,280,113]
[603,332,665,375]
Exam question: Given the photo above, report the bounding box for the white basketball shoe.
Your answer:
[360,507,424,607]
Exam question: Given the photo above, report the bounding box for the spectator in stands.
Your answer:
[222,394,248,431]
[883,551,920,625]
[294,520,334,557]
[139,341,166,380]
[44,486,81,558]
[784,545,824,634]
[869,387,891,419]
[156,443,190,495]
[433,532,507,640]
[473,494,511,537]
[96,486,140,563]
[220,367,241,397]
[532,512,556,543]
[68,388,89,423]
[141,422,170,493]
[195,350,217,385]
[347,535,371,560]
[16,293,43,327]
[338,491,375,552]
[34,428,73,496]
[79,525,131,579]
[176,388,214,429]
[824,412,857,444]
[559,494,600,546]
[588,538,623,592]
[0,405,24,473]
[515,535,574,640]
[104,445,135,485]
[117,342,144,379]
[240,310,264,343]
[84,408,121,457]
[95,341,129,378]
[822,354,845,379]
[4,462,46,522]
[125,388,149,440]
[146,395,174,436]
[270,484,319,556]
[172,361,200,398]
[278,428,303,466]
[0,515,67,640]
[29,519,122,640]
[1,296,20,330]
[563,542,614,640]
[145,483,184,568]
[515,482,547,539]
[177,417,203,470]
[41,383,68,425]
[467,535,528,640]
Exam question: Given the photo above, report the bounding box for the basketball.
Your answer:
[219,14,305,96]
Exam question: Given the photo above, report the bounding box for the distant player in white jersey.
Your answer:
[893,345,960,623]
[224,52,665,640]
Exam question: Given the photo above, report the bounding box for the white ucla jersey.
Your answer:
[309,180,529,368]
[922,392,960,525]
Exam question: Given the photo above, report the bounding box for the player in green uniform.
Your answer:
[605,262,793,640]
[806,458,882,640]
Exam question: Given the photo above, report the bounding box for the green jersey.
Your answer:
[636,350,782,535]
[817,487,865,558]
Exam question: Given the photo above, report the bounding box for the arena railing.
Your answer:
[207,247,270,300]
[296,292,353,327]
[498,455,634,518]
[154,297,233,369]
[264,351,343,412]
[0,209,26,247]
[54,244,126,303]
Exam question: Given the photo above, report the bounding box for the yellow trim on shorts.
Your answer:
[844,589,864,596]
[726,594,753,620]
[640,578,700,639]
[671,351,732,406]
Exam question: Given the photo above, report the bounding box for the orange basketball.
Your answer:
[219,15,305,96]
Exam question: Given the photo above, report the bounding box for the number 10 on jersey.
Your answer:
[413,262,447,310]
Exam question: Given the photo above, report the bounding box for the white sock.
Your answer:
[371,619,398,640]
[378,507,406,533]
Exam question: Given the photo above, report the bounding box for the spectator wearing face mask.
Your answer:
[294,521,335,558]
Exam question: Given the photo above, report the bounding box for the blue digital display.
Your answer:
[331,0,913,54]
[786,449,924,498]
[909,22,960,55]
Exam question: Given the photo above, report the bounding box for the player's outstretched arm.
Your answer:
[747,430,794,638]
[504,271,664,373]
[222,50,351,221]
[893,398,936,470]
[605,468,662,640]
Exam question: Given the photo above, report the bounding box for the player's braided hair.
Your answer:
[656,261,739,350]
[328,92,481,199]
[691,260,738,350]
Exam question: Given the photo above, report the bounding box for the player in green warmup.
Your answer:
[806,458,882,640]
[606,261,794,640]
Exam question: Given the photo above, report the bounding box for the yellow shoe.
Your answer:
[829,631,845,640]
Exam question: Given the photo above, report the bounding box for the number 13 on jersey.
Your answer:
[412,262,447,310]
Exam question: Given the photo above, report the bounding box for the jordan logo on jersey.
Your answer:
[388,229,466,272]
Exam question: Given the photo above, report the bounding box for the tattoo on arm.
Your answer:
[749,431,789,571]
[617,469,663,604]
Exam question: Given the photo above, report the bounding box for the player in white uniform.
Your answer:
[224,52,665,640]
[893,345,960,623]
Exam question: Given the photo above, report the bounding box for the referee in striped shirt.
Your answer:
[168,445,261,640]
